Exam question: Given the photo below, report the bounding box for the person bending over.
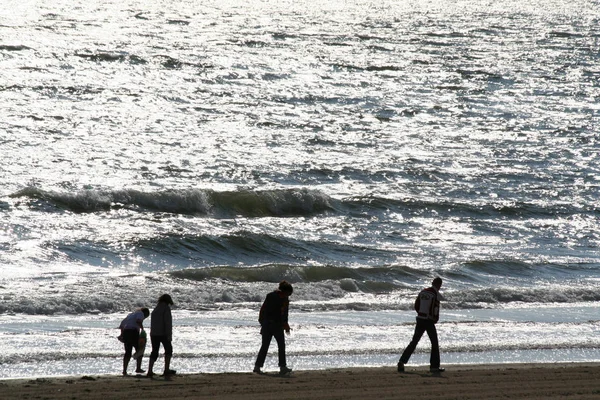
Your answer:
[254,281,294,375]
[119,307,149,376]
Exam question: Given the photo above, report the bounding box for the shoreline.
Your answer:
[1,363,600,399]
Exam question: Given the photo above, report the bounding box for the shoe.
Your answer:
[147,372,155,379]
[279,366,292,375]
[122,371,128,376]
[397,362,404,372]
[135,368,145,374]
[430,367,445,373]
[253,367,264,374]
[163,369,177,375]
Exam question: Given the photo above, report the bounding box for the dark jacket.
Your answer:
[150,301,173,340]
[258,290,289,326]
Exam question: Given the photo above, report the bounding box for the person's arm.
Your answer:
[165,307,173,341]
[282,298,290,333]
[433,293,440,323]
[135,311,144,330]
[258,299,266,323]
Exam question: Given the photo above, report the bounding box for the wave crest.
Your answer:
[10,187,333,216]
[170,264,420,288]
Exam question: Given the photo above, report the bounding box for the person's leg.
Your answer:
[425,321,440,369]
[163,339,174,374]
[135,354,144,373]
[147,335,161,376]
[122,330,137,375]
[399,318,427,365]
[164,354,171,372]
[254,324,274,371]
[134,331,144,373]
[123,342,132,375]
[273,328,286,368]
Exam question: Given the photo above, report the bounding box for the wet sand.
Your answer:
[1,364,599,399]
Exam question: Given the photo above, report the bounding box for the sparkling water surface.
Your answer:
[1,0,599,378]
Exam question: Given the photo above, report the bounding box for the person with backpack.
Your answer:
[397,277,445,373]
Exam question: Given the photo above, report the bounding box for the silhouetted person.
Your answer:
[119,307,149,376]
[254,281,293,375]
[147,294,175,377]
[398,277,445,373]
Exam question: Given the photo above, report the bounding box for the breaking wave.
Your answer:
[10,186,335,217]
[1,265,599,315]
[10,186,600,221]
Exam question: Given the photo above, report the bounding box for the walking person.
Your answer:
[253,281,294,375]
[118,307,149,376]
[147,294,176,378]
[398,277,445,373]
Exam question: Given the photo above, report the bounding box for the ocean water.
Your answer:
[1,0,600,379]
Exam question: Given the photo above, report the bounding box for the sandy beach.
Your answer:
[1,364,599,400]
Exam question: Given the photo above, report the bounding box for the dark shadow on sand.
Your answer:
[398,371,447,379]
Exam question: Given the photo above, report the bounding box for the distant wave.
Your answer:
[344,196,600,219]
[168,264,600,306]
[548,31,584,38]
[461,259,597,277]
[170,264,422,291]
[72,51,212,69]
[54,232,400,270]
[10,186,598,220]
[74,52,134,63]
[9,186,335,217]
[448,286,600,308]
[1,269,600,315]
[328,63,402,72]
[0,45,31,51]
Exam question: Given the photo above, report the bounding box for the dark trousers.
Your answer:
[122,329,140,358]
[149,335,173,361]
[399,317,440,368]
[255,321,286,368]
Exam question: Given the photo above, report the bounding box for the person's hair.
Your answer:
[158,293,174,305]
[278,280,293,294]
[141,307,150,318]
[432,277,443,289]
